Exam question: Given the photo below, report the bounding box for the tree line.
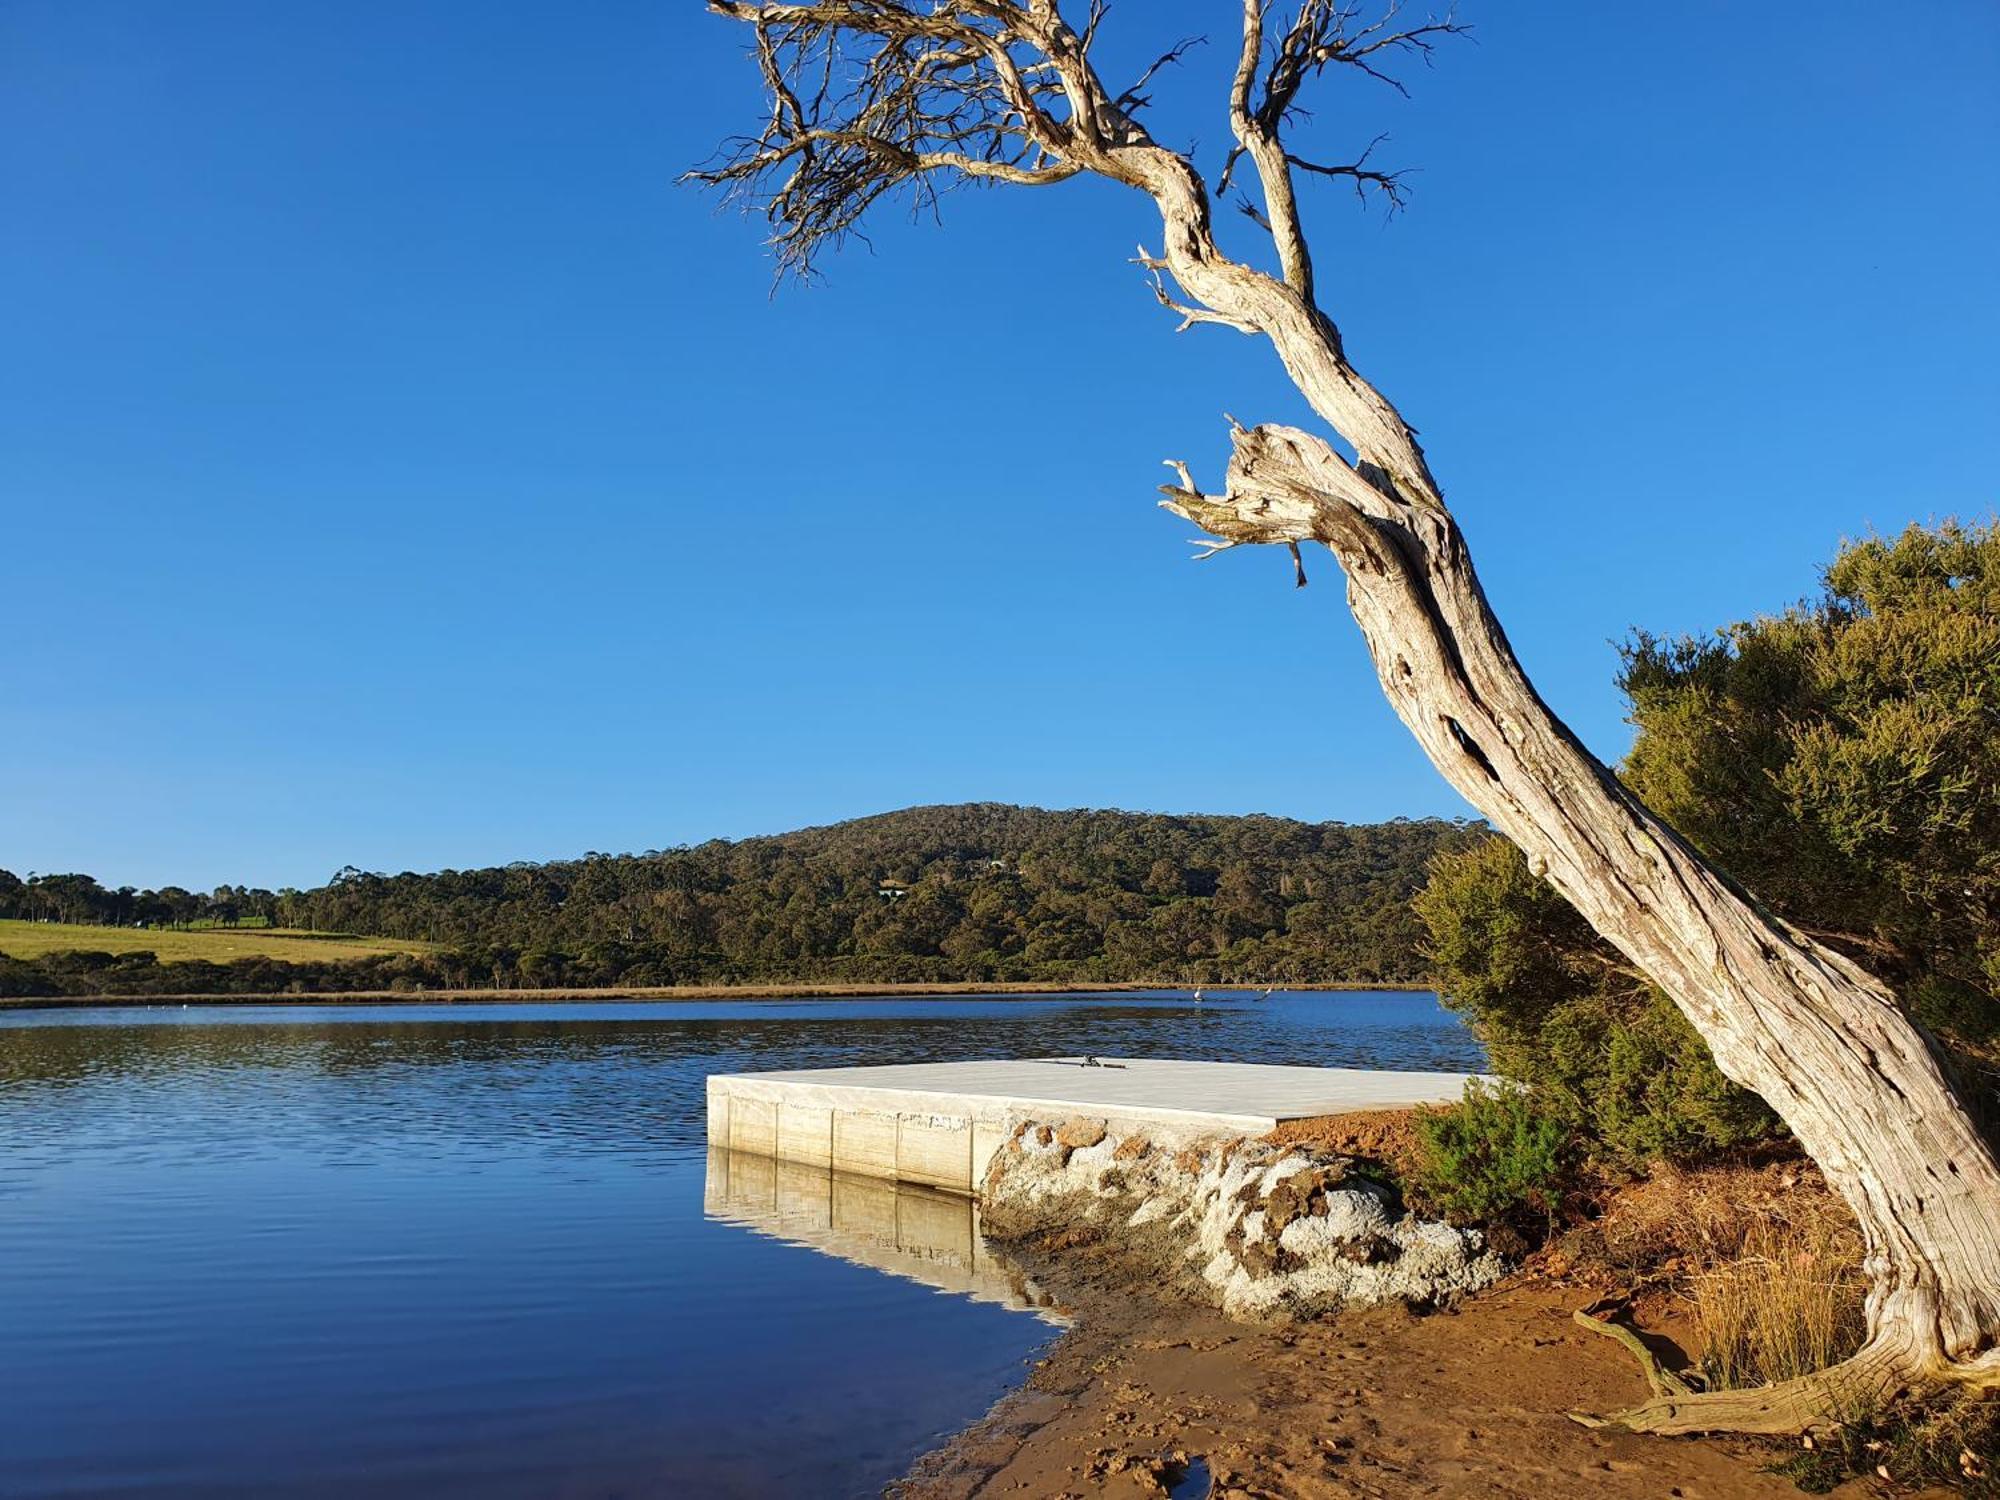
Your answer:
[0,872,276,930]
[0,806,1480,996]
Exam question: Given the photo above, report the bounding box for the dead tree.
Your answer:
[693,0,2000,1431]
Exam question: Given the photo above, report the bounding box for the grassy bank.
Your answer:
[0,919,436,964]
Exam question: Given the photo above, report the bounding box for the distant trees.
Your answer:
[0,873,277,930]
[275,804,1474,984]
[0,804,1477,995]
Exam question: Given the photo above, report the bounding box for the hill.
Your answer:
[1,804,1481,997]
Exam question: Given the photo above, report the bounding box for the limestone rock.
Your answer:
[982,1122,1504,1321]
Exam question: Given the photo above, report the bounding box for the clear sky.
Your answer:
[3,2,1995,892]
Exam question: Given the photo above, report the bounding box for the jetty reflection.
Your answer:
[703,1146,1065,1324]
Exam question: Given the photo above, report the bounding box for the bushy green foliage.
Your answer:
[1416,838,1776,1166]
[1411,1081,1569,1226]
[1622,520,2000,1059]
[1419,519,2000,1167]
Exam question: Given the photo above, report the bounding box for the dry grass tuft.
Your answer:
[1689,1216,1868,1390]
[1557,1159,1872,1393]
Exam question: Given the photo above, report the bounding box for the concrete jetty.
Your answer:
[705,1057,1481,1195]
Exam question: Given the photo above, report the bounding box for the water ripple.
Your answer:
[0,992,1477,1498]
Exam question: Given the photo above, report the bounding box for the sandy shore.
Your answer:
[0,981,1427,1011]
[892,1275,1805,1499]
[893,1115,1841,1499]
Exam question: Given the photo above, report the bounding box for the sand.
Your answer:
[892,1122,1884,1499]
[893,1275,1818,1499]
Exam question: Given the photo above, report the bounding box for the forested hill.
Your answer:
[2,805,1479,995]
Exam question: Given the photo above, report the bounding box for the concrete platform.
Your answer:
[706,1057,1481,1194]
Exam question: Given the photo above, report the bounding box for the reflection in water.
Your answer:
[0,993,1481,1128]
[704,1147,1063,1322]
[0,993,1476,1497]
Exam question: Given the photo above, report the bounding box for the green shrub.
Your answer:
[1417,520,2000,1169]
[1412,1081,1570,1226]
[1417,837,1777,1170]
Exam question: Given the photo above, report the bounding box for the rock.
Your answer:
[1337,1236,1399,1266]
[1279,1186,1394,1249]
[983,1122,1506,1322]
[1056,1117,1108,1150]
[1239,1239,1279,1277]
[1114,1134,1154,1162]
[1263,1161,1355,1235]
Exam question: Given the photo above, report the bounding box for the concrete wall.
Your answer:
[712,1077,1013,1193]
[709,1082,981,1193]
[706,1082,1245,1195]
[706,1058,1478,1195]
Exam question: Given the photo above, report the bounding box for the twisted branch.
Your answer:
[687,1,1082,276]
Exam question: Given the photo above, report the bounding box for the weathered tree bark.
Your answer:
[697,0,2000,1430]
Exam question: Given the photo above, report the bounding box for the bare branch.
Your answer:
[1234,195,1274,232]
[686,1,1083,277]
[1220,0,1264,202]
[1137,248,1260,336]
[1286,133,1411,212]
[1263,0,1469,116]
[1114,34,1206,116]
[1226,0,1318,300]
[693,0,1451,480]
[1217,1,1466,297]
[1156,425,1333,554]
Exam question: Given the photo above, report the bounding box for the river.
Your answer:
[0,990,1480,1498]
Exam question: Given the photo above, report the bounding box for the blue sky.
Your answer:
[3,2,1995,892]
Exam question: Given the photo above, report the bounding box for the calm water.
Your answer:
[0,990,1480,1499]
